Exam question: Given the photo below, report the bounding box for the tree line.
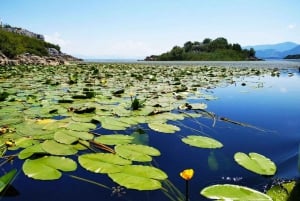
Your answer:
[0,28,60,58]
[145,37,256,61]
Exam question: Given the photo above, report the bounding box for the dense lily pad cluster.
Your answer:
[0,64,283,197]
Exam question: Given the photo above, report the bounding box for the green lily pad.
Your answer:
[266,180,296,201]
[108,165,168,190]
[54,129,93,144]
[94,134,134,145]
[42,140,78,156]
[234,152,276,175]
[0,169,17,192]
[18,143,46,159]
[93,116,130,130]
[182,135,223,149]
[115,144,160,162]
[65,122,96,132]
[22,156,77,180]
[78,153,132,174]
[201,184,272,201]
[148,122,180,133]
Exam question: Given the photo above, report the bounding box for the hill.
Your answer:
[145,37,257,61]
[0,24,81,65]
[244,42,300,59]
[0,26,60,58]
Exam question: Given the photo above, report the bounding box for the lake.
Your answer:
[0,60,300,201]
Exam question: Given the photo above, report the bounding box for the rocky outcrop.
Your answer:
[0,52,82,66]
[0,51,8,65]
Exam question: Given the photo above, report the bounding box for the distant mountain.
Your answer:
[244,42,300,59]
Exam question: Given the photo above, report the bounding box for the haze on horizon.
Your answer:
[1,0,300,59]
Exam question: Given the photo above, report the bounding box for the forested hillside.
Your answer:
[0,28,60,58]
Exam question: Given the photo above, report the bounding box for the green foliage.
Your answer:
[151,37,255,61]
[0,169,17,192]
[201,184,272,200]
[0,28,60,58]
[181,135,223,149]
[234,152,277,176]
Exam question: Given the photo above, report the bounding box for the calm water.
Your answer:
[1,60,300,201]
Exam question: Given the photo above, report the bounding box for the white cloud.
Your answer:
[44,32,70,48]
[287,24,296,30]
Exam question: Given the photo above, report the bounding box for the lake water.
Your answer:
[1,60,300,201]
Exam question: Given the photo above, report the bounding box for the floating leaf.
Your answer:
[201,184,272,201]
[148,122,180,133]
[93,116,130,130]
[42,140,78,156]
[94,134,134,145]
[234,152,276,175]
[18,143,46,159]
[0,169,17,192]
[78,153,131,174]
[190,103,208,110]
[115,144,160,162]
[65,122,96,132]
[14,137,39,148]
[22,156,77,180]
[54,129,93,144]
[108,165,167,190]
[182,135,223,149]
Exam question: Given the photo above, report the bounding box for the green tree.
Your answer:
[170,46,184,60]
[183,41,193,52]
[202,38,212,44]
[249,48,255,57]
[232,43,242,51]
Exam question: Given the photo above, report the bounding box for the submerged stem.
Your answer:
[69,174,111,190]
[185,180,189,201]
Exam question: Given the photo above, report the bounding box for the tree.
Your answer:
[211,37,228,49]
[184,41,193,52]
[249,48,255,57]
[203,38,212,44]
[170,46,184,60]
[232,43,242,51]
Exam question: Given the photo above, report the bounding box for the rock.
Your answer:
[0,51,8,65]
[0,51,82,66]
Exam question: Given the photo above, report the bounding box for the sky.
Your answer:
[1,0,300,59]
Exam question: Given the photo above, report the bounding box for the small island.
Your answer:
[145,37,258,61]
[284,54,300,59]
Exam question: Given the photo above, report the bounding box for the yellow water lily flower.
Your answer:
[180,169,194,181]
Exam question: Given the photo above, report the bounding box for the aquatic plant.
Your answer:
[0,63,297,200]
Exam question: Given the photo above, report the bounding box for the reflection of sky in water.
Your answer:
[178,69,300,200]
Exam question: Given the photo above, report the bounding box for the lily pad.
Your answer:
[181,135,223,149]
[148,122,180,133]
[108,165,168,190]
[22,156,77,180]
[115,144,160,162]
[94,134,134,145]
[42,140,78,156]
[93,116,131,130]
[234,152,276,176]
[78,153,132,174]
[201,184,272,201]
[54,129,93,144]
[18,143,46,159]
[65,122,96,132]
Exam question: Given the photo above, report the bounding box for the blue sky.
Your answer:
[1,0,300,59]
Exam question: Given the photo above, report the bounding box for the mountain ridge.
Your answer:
[243,42,300,59]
